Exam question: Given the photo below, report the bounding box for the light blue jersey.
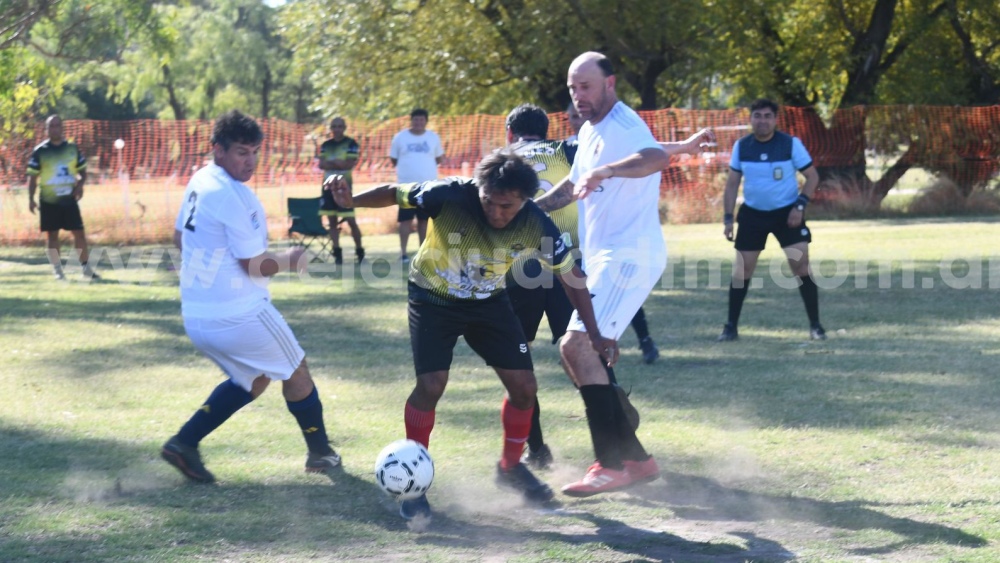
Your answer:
[729,131,813,211]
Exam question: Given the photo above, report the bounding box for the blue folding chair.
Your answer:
[287,197,332,263]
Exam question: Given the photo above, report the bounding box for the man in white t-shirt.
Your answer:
[536,52,709,497]
[161,110,341,484]
[389,108,444,262]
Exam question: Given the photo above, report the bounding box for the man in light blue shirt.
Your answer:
[718,98,824,342]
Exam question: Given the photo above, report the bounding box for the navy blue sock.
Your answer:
[177,379,253,447]
[630,306,650,342]
[287,386,332,455]
[797,275,821,326]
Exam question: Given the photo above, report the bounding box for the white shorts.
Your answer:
[567,252,666,341]
[183,301,306,391]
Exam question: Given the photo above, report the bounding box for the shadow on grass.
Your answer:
[627,472,986,555]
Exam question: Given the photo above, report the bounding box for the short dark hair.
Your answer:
[505,103,549,139]
[475,150,538,200]
[211,110,263,150]
[750,98,779,115]
[410,108,429,119]
[596,57,615,77]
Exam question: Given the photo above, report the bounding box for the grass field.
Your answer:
[2,218,1000,562]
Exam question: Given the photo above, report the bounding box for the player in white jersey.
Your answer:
[536,52,710,497]
[161,110,341,484]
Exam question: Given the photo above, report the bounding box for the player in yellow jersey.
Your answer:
[26,115,99,280]
[325,151,615,522]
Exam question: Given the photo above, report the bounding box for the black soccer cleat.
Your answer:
[305,449,342,473]
[161,436,215,484]
[717,323,739,342]
[810,324,827,341]
[495,462,555,503]
[399,494,431,520]
[521,444,554,470]
[355,247,365,263]
[638,336,659,364]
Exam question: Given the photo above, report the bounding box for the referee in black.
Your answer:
[718,99,825,341]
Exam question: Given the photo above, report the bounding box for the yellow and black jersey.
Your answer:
[319,136,360,186]
[509,139,578,249]
[398,179,574,305]
[26,140,87,204]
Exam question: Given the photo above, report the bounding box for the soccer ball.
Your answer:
[374,439,434,500]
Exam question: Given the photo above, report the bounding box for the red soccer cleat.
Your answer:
[562,462,634,497]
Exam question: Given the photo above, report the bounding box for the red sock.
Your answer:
[404,401,435,448]
[500,398,533,470]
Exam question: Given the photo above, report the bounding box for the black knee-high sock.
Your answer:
[797,275,820,326]
[177,379,253,447]
[579,385,624,469]
[727,282,750,326]
[630,307,650,343]
[527,396,544,452]
[287,386,333,455]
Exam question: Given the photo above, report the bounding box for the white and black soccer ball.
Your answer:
[374,439,434,500]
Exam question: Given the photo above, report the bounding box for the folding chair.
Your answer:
[287,197,332,263]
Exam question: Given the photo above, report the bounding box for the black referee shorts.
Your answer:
[407,284,533,375]
[39,199,85,232]
[735,203,812,251]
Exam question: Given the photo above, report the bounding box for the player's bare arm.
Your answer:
[722,169,742,241]
[74,169,86,201]
[319,156,359,171]
[574,147,670,200]
[324,175,396,209]
[27,176,38,214]
[787,165,820,228]
[558,265,619,367]
[533,176,575,212]
[239,247,308,278]
[659,128,714,156]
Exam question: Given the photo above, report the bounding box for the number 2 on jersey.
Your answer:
[183,192,198,231]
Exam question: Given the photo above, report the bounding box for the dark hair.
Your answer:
[410,108,429,119]
[475,150,539,200]
[211,110,263,150]
[596,57,615,77]
[749,98,779,114]
[505,103,549,139]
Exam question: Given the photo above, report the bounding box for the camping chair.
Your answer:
[287,197,332,263]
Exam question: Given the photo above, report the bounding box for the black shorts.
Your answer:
[734,204,812,251]
[39,199,85,232]
[408,283,533,375]
[398,207,429,222]
[507,258,573,344]
[319,190,356,218]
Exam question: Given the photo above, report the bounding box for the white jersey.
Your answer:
[570,101,666,265]
[174,162,270,319]
[389,129,444,183]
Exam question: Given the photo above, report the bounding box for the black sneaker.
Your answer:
[717,323,738,342]
[161,436,215,483]
[305,449,342,473]
[810,324,827,340]
[332,247,344,265]
[356,247,365,263]
[521,444,554,470]
[638,337,659,364]
[399,494,431,520]
[495,462,554,503]
[614,384,640,431]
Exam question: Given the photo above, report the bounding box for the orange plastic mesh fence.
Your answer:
[1,106,997,245]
